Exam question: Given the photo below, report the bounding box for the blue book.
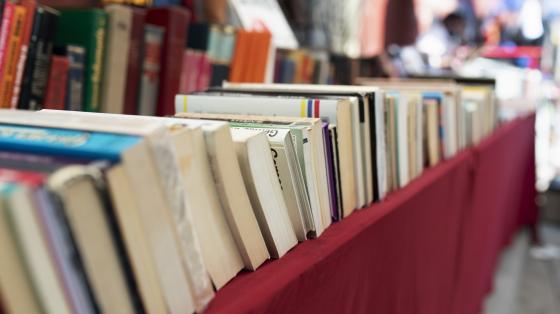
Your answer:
[0,124,141,162]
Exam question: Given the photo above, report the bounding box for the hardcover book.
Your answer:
[145,6,190,116]
[54,8,106,112]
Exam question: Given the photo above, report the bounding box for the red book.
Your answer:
[0,5,27,108]
[145,6,190,116]
[10,0,37,109]
[196,53,211,91]
[122,7,146,115]
[43,55,69,110]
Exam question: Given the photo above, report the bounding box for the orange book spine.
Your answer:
[10,0,37,108]
[256,32,271,82]
[0,5,26,108]
[228,29,248,83]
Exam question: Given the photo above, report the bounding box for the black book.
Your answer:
[18,6,59,110]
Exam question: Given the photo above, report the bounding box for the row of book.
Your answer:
[0,1,342,116]
[0,78,497,313]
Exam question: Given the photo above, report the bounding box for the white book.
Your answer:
[175,94,356,219]
[230,125,311,241]
[229,128,298,257]
[395,93,409,188]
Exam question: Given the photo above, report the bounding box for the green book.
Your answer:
[54,9,107,112]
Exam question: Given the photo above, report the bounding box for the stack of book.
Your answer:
[0,77,497,312]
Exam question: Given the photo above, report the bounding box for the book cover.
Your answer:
[145,6,190,116]
[43,55,69,110]
[100,4,132,114]
[137,24,163,116]
[122,7,146,115]
[10,0,37,109]
[0,123,141,162]
[0,5,26,108]
[54,8,107,112]
[18,6,59,110]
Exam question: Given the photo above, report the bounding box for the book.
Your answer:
[43,55,69,110]
[0,183,42,314]
[122,7,146,115]
[54,8,107,112]
[137,24,163,116]
[0,111,197,313]
[100,4,132,114]
[229,128,297,257]
[0,1,15,98]
[53,45,85,111]
[10,0,37,109]
[145,6,190,116]
[18,6,59,110]
[0,4,26,108]
[176,112,328,238]
[230,125,311,240]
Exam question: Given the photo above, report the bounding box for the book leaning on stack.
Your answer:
[0,77,498,313]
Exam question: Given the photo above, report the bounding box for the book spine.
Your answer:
[16,6,41,109]
[100,5,132,114]
[0,5,26,108]
[137,25,162,116]
[43,55,68,110]
[86,13,106,112]
[65,46,85,111]
[10,0,36,108]
[122,8,145,115]
[27,7,58,110]
[0,1,15,104]
[178,49,190,93]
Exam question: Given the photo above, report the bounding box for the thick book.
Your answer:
[0,183,43,314]
[229,128,298,257]
[43,55,69,110]
[137,24,163,116]
[10,0,36,109]
[18,6,58,110]
[54,8,107,112]
[122,7,146,115]
[0,5,26,108]
[100,4,132,114]
[145,6,190,116]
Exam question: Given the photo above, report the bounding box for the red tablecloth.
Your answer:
[206,114,537,314]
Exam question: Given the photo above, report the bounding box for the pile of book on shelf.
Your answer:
[0,0,339,116]
[0,77,497,313]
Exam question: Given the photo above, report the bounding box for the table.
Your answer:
[206,114,537,314]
